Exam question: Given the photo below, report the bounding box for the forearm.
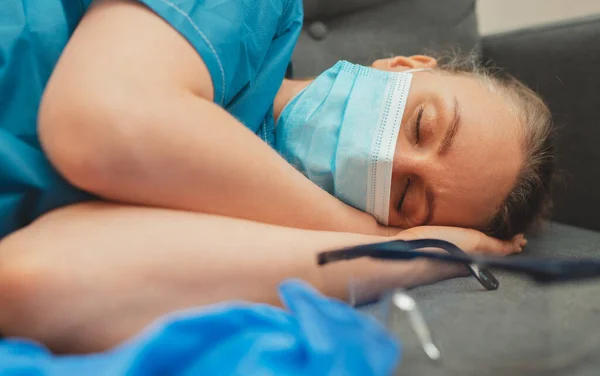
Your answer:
[0,203,438,352]
[42,91,381,234]
[39,0,384,235]
[92,96,381,234]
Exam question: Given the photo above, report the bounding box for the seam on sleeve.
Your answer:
[156,0,227,105]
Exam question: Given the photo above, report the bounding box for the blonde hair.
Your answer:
[436,52,555,239]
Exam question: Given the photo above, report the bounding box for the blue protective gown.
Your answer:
[0,280,400,375]
[0,0,302,238]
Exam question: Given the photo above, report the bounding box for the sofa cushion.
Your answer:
[293,0,480,77]
[302,0,389,21]
[363,222,600,375]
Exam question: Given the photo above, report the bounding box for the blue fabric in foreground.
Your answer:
[0,280,400,375]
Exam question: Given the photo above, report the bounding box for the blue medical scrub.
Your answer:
[0,0,303,239]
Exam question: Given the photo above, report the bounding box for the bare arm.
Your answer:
[38,0,384,235]
[0,203,438,352]
[0,202,518,353]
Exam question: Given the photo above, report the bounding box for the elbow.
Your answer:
[0,234,69,350]
[38,82,151,196]
[0,223,131,353]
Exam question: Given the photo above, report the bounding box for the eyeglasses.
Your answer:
[319,238,600,284]
[317,239,600,374]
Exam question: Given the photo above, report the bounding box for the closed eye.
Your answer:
[414,106,424,143]
[397,178,411,214]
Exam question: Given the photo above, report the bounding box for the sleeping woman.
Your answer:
[0,0,553,352]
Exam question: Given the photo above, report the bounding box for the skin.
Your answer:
[38,0,386,237]
[373,57,523,230]
[278,56,523,231]
[39,0,522,237]
[0,0,526,353]
[0,202,521,353]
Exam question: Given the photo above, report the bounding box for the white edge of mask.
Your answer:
[367,72,413,225]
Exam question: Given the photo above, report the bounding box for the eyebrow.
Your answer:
[438,97,461,156]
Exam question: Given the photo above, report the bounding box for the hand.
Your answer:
[393,226,527,286]
[396,226,526,256]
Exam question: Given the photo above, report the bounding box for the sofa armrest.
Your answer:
[482,16,600,232]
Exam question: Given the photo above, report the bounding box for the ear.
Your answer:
[372,55,437,71]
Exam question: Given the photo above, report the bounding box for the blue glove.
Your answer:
[0,280,400,375]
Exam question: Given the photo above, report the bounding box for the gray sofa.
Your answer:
[293,1,600,374]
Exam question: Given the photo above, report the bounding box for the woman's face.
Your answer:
[372,56,524,230]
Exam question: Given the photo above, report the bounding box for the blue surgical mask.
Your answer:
[275,61,417,225]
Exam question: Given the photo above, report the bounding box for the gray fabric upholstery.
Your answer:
[293,0,480,77]
[302,0,389,20]
[482,16,600,232]
[362,223,600,375]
